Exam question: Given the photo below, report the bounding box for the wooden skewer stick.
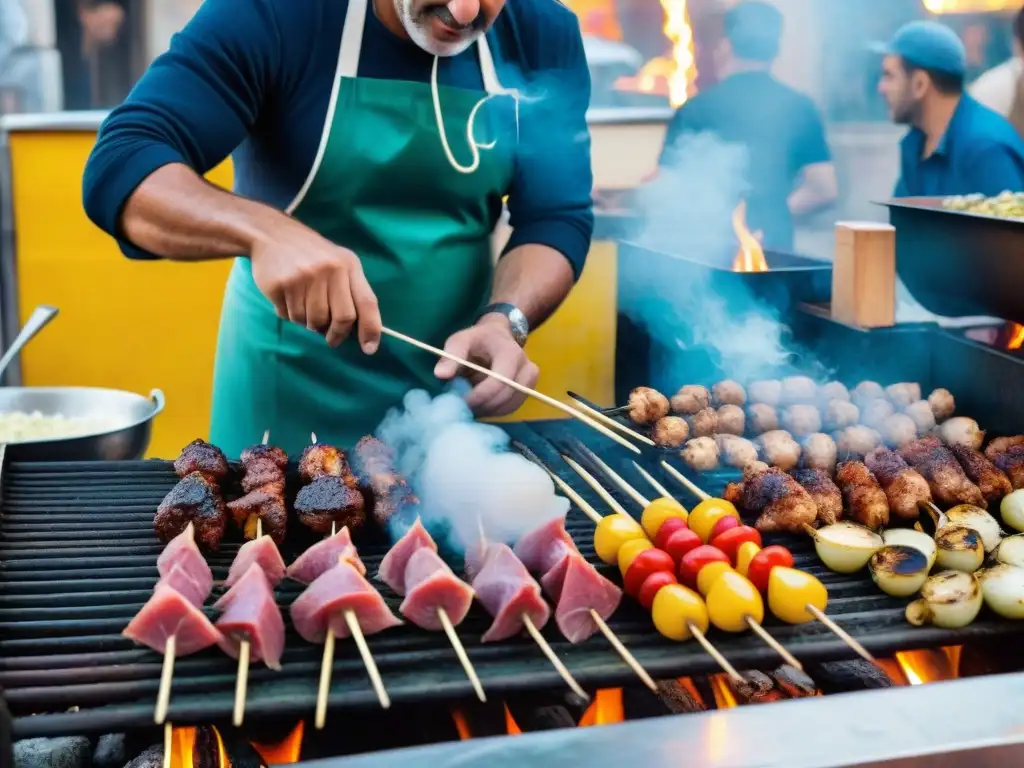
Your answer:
[745,616,803,671]
[689,625,743,683]
[566,394,657,447]
[438,607,486,702]
[542,466,602,525]
[580,448,651,508]
[563,456,630,517]
[806,605,875,663]
[154,634,175,724]
[632,462,674,500]
[659,461,712,501]
[522,614,588,701]
[315,622,336,730]
[344,609,390,709]
[162,722,173,768]
[589,611,656,693]
[379,326,641,455]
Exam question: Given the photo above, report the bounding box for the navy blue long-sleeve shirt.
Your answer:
[82,0,594,278]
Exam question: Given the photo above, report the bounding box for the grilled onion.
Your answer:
[934,525,985,573]
[804,522,883,574]
[943,505,1002,553]
[978,564,1024,619]
[882,528,937,570]
[905,571,982,629]
[869,545,930,597]
[994,534,1024,568]
[1000,490,1024,533]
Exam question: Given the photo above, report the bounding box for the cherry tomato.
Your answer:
[624,548,676,598]
[746,545,795,593]
[638,570,678,610]
[768,567,829,624]
[641,497,689,540]
[708,515,740,542]
[696,560,734,596]
[662,527,703,565]
[593,514,646,565]
[711,525,763,563]
[618,538,653,576]
[678,545,730,590]
[736,541,761,578]
[706,571,764,632]
[654,517,689,550]
[688,498,741,542]
[651,583,710,641]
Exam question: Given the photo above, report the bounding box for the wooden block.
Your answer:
[832,222,896,328]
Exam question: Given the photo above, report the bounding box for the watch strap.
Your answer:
[477,302,529,346]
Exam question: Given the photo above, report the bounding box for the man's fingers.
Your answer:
[325,273,356,348]
[305,281,330,334]
[435,333,473,380]
[350,268,382,354]
[464,345,522,411]
[284,284,307,328]
[472,359,537,417]
[265,286,289,321]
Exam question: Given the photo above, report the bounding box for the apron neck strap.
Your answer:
[338,0,505,93]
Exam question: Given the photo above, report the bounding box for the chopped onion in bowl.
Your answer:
[0,411,122,443]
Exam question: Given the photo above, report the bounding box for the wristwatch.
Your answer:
[477,302,529,347]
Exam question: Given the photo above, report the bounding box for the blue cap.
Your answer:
[873,20,966,76]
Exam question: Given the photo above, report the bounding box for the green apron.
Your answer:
[210,0,515,457]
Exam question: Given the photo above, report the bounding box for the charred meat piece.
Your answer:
[736,466,817,534]
[949,444,1012,504]
[155,472,228,551]
[299,443,357,486]
[173,439,229,482]
[864,447,932,521]
[294,475,366,534]
[993,446,1024,490]
[791,468,842,526]
[353,436,419,527]
[731,671,785,704]
[835,461,889,530]
[238,444,288,492]
[227,482,287,544]
[985,435,1024,461]
[899,436,986,508]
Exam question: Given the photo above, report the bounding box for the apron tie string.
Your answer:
[431,55,518,175]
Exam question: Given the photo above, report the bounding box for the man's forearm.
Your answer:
[120,163,288,260]
[486,244,575,329]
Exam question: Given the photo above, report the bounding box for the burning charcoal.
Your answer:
[216,727,268,768]
[654,680,706,714]
[14,737,91,768]
[93,734,127,768]
[959,638,1024,678]
[771,665,818,698]
[505,699,578,730]
[803,660,895,694]
[731,670,785,704]
[122,745,163,768]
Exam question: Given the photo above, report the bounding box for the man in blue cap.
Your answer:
[656,0,837,253]
[878,20,1024,197]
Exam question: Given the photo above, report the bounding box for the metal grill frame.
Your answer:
[2,422,1021,740]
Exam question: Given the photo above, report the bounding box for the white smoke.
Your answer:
[376,388,569,552]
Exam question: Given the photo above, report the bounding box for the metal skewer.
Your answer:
[565,392,657,447]
[379,326,641,455]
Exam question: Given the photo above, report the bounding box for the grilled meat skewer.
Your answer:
[174,438,229,483]
[294,440,366,534]
[155,471,228,551]
[791,468,843,526]
[948,444,1012,505]
[864,448,931,521]
[899,437,986,508]
[724,465,817,534]
[353,436,419,528]
[228,443,289,544]
[835,461,889,530]
[986,436,1024,490]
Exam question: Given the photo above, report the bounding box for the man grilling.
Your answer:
[655,0,838,253]
[82,0,593,456]
[877,20,1024,197]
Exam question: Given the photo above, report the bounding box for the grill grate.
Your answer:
[2,421,1020,739]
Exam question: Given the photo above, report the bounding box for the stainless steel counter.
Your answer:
[305,671,1024,768]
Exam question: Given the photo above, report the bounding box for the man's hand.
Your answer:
[435,315,539,417]
[250,218,382,352]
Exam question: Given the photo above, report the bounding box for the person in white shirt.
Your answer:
[969,8,1024,136]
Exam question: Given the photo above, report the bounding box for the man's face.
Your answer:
[878,55,922,124]
[396,0,505,57]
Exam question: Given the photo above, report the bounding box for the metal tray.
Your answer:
[883,198,1024,324]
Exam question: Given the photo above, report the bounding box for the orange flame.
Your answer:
[504,705,522,735]
[893,648,960,685]
[450,706,522,739]
[578,688,625,726]
[709,674,739,708]
[169,723,304,767]
[1007,323,1024,351]
[731,201,768,272]
[613,0,697,106]
[253,721,305,765]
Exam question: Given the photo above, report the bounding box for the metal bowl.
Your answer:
[0,387,165,461]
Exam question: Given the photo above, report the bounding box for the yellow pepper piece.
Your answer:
[688,498,741,542]
[618,538,654,576]
[641,497,689,539]
[706,571,764,632]
[736,541,761,577]
[697,561,734,596]
[768,566,829,624]
[593,514,646,565]
[651,583,710,641]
